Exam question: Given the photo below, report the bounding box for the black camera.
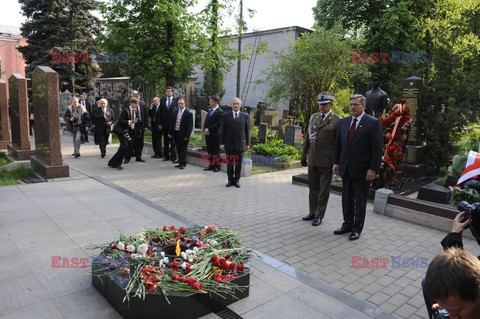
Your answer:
[72,117,79,123]
[433,309,449,318]
[457,200,480,245]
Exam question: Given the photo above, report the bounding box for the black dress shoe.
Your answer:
[312,218,322,226]
[112,165,123,170]
[136,159,146,162]
[333,226,352,235]
[175,164,181,168]
[163,157,170,161]
[234,182,240,188]
[101,153,105,158]
[124,159,130,164]
[226,182,233,187]
[349,232,361,241]
[74,154,80,158]
[203,167,214,171]
[302,214,315,221]
[179,165,185,169]
[213,167,219,172]
[151,155,158,158]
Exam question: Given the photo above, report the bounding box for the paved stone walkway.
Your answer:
[55,138,480,317]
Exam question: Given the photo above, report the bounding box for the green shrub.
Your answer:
[0,165,35,186]
[0,152,11,167]
[252,142,300,160]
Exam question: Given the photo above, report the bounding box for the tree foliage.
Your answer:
[18,0,100,92]
[263,27,367,128]
[99,0,200,90]
[313,0,480,174]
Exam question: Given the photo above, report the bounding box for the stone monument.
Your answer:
[259,123,267,144]
[400,75,424,178]
[365,73,388,117]
[30,66,69,178]
[249,115,255,138]
[200,109,208,140]
[0,79,11,149]
[7,74,35,160]
[284,125,302,149]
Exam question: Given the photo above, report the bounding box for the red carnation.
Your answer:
[162,226,167,231]
[179,227,185,234]
[169,225,176,230]
[237,264,245,271]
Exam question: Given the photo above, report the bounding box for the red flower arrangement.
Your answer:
[371,99,412,190]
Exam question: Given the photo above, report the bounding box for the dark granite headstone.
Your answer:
[400,75,425,178]
[30,66,69,178]
[284,125,302,148]
[259,123,267,144]
[417,182,451,204]
[7,74,35,160]
[0,79,11,149]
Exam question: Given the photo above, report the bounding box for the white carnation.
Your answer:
[126,244,135,252]
[116,242,125,251]
[137,244,149,256]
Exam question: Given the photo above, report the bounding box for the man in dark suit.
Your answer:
[168,97,193,169]
[159,86,178,162]
[149,96,162,158]
[124,91,148,163]
[203,95,224,173]
[79,93,92,143]
[332,94,383,240]
[301,92,341,226]
[220,97,250,188]
[108,97,138,169]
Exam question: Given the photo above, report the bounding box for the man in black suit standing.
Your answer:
[108,97,138,170]
[159,86,178,162]
[79,93,92,143]
[220,97,250,188]
[149,96,162,158]
[168,97,193,169]
[203,95,224,173]
[332,94,383,241]
[124,91,148,163]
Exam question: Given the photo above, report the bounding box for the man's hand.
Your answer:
[184,138,189,141]
[451,212,472,233]
[246,145,250,151]
[301,159,307,167]
[204,128,209,135]
[168,134,172,138]
[366,169,376,181]
[332,164,339,175]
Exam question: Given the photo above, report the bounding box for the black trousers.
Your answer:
[174,131,188,166]
[341,168,369,233]
[97,134,107,155]
[108,134,130,167]
[126,127,144,161]
[226,150,244,183]
[151,127,163,156]
[206,134,221,169]
[163,128,175,160]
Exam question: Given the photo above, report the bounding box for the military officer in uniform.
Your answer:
[301,92,341,226]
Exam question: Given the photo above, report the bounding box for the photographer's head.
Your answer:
[425,248,480,319]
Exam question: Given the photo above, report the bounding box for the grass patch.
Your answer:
[112,134,119,144]
[189,132,204,146]
[0,152,11,167]
[252,165,284,175]
[0,165,35,186]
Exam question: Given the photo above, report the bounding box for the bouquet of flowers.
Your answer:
[371,99,412,189]
[89,225,252,303]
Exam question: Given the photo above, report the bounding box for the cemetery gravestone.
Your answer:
[249,115,254,138]
[401,75,425,178]
[259,123,267,144]
[284,125,302,148]
[7,74,35,160]
[201,110,207,140]
[30,66,69,178]
[0,79,11,149]
[190,109,196,138]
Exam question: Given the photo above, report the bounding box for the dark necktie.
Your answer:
[320,114,325,122]
[234,112,238,122]
[347,118,357,142]
[167,98,171,109]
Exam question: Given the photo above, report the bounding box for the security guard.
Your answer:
[301,92,341,226]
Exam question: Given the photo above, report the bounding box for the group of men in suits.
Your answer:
[302,92,383,241]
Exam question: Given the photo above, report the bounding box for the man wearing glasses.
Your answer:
[332,94,383,241]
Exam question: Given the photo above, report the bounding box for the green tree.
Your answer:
[99,0,199,93]
[420,0,480,173]
[18,0,100,92]
[263,27,367,128]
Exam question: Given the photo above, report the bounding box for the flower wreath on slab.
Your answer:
[89,225,252,303]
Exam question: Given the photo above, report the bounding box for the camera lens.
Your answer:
[458,200,472,212]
